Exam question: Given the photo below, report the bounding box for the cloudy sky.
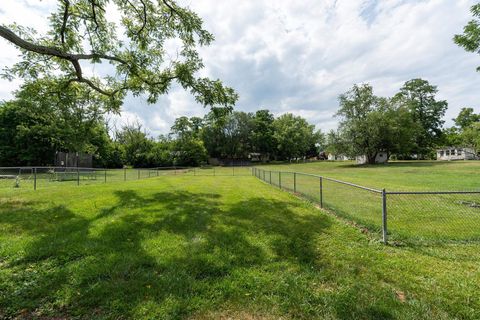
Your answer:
[0,0,479,137]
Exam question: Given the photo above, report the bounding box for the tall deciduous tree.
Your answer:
[115,123,154,167]
[201,111,254,160]
[170,116,202,140]
[443,107,480,154]
[335,84,389,163]
[454,107,480,129]
[251,110,276,159]
[454,3,480,71]
[201,108,231,159]
[170,116,207,166]
[0,79,110,166]
[461,122,480,153]
[333,84,418,163]
[223,112,254,160]
[0,0,238,111]
[273,113,317,161]
[393,79,447,158]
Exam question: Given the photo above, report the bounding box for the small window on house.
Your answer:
[440,151,444,156]
[451,149,456,155]
[446,150,450,156]
[457,150,462,156]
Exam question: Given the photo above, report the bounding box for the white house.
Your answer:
[436,147,478,161]
[356,152,388,164]
[327,154,350,161]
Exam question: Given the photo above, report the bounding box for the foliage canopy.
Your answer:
[0,0,238,112]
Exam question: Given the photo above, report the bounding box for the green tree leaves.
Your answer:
[443,108,480,154]
[393,79,447,157]
[0,0,238,112]
[273,113,318,161]
[454,3,480,71]
[454,107,480,129]
[331,80,446,163]
[0,79,110,166]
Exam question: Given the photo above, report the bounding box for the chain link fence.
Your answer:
[253,167,480,244]
[0,165,253,190]
[4,165,478,244]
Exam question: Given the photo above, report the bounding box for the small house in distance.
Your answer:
[356,152,388,164]
[327,153,350,161]
[248,152,262,162]
[436,147,478,161]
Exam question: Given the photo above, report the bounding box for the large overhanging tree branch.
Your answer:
[454,3,480,71]
[0,0,238,112]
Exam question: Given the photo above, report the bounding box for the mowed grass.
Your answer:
[0,167,253,190]
[1,176,480,319]
[257,161,480,242]
[259,160,480,191]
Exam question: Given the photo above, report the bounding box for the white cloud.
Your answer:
[0,0,479,134]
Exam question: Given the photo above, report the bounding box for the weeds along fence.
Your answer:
[253,167,480,244]
[0,166,253,190]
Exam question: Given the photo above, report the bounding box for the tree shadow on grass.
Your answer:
[0,189,400,319]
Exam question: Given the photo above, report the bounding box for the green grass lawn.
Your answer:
[1,175,479,319]
[0,166,253,190]
[259,160,480,191]
[257,161,480,243]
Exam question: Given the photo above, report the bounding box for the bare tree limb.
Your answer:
[162,0,181,17]
[139,0,148,35]
[60,0,70,45]
[125,0,148,35]
[89,0,100,32]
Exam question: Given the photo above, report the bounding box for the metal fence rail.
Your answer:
[253,167,480,244]
[0,165,253,191]
[3,165,478,244]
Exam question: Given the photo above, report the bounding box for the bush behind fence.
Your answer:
[253,167,480,244]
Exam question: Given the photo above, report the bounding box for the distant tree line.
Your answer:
[326,78,479,163]
[0,81,323,167]
[0,2,479,168]
[110,109,323,167]
[0,77,477,167]
[443,108,480,153]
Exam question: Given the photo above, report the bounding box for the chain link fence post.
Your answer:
[319,176,323,208]
[77,167,80,186]
[34,167,37,190]
[294,172,297,193]
[382,188,388,244]
[269,170,272,184]
[124,168,126,181]
[104,169,107,183]
[279,171,282,189]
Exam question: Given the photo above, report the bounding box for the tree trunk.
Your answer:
[367,153,378,164]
